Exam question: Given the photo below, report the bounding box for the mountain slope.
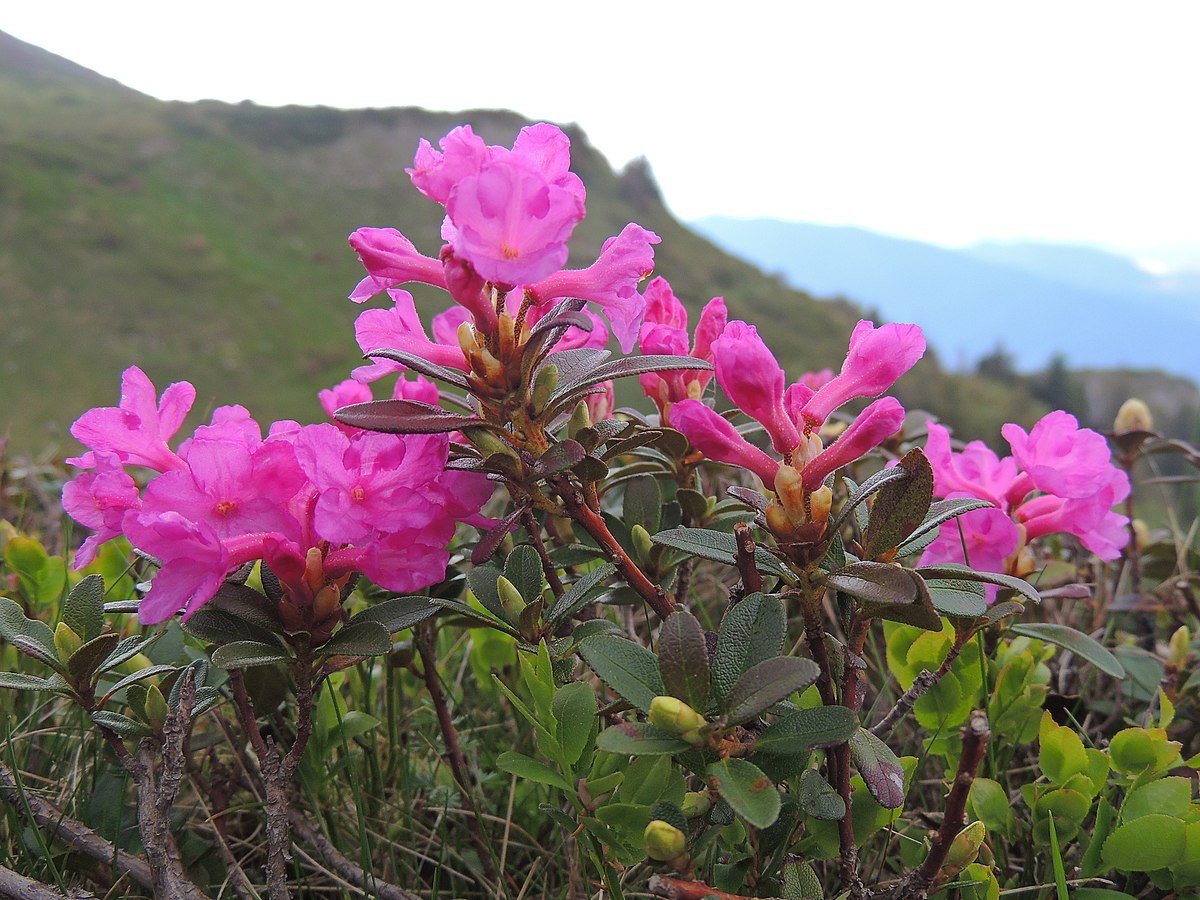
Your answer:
[693,217,1200,380]
[0,31,1036,452]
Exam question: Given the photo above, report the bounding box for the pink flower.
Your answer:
[348,227,447,303]
[670,400,781,486]
[584,380,615,422]
[446,153,583,286]
[801,397,905,491]
[320,380,373,434]
[527,303,610,351]
[528,223,660,352]
[353,289,469,382]
[1001,411,1116,500]
[1018,468,1130,561]
[124,513,233,624]
[801,321,926,427]
[711,321,799,456]
[61,452,141,568]
[637,278,726,420]
[69,366,193,473]
[924,422,1019,508]
[408,125,490,205]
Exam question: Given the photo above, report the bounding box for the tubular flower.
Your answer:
[637,277,727,423]
[921,414,1130,593]
[62,369,493,625]
[672,321,917,538]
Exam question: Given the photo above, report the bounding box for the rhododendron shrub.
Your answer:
[5,120,1163,900]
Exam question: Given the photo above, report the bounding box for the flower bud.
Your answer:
[1132,518,1149,551]
[531,364,559,413]
[945,820,986,870]
[497,575,527,618]
[1114,398,1153,435]
[462,426,513,458]
[568,400,592,438]
[1169,625,1191,668]
[643,819,687,861]
[54,622,84,665]
[680,791,712,818]
[648,696,706,737]
[145,683,170,732]
[774,464,807,523]
[631,524,654,565]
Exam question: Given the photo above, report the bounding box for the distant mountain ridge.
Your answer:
[693,217,1200,380]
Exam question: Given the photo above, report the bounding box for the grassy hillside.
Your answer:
[0,31,1035,453]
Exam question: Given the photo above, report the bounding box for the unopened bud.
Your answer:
[456,320,478,356]
[463,426,513,458]
[809,485,834,525]
[643,819,687,861]
[648,696,706,738]
[568,400,592,438]
[631,524,654,565]
[531,365,559,413]
[680,791,712,818]
[1114,398,1153,435]
[765,501,793,537]
[313,583,342,622]
[53,622,84,665]
[945,820,986,870]
[145,684,169,732]
[1132,518,1149,550]
[497,312,517,359]
[303,546,325,593]
[497,575,527,618]
[1169,625,1191,668]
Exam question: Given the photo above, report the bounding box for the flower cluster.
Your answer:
[348,123,659,356]
[921,411,1130,580]
[670,319,926,537]
[63,367,491,626]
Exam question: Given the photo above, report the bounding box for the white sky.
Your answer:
[4,2,1199,263]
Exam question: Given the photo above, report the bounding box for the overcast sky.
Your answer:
[5,2,1199,267]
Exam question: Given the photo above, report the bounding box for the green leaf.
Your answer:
[330,711,381,745]
[0,671,60,691]
[211,641,292,669]
[827,563,940,631]
[651,528,796,584]
[1122,777,1194,822]
[578,634,665,713]
[552,681,597,766]
[505,545,545,604]
[496,751,572,791]
[916,563,1041,605]
[712,593,786,702]
[753,705,859,755]
[98,632,161,674]
[0,596,56,657]
[335,398,483,434]
[861,448,934,558]
[848,729,905,809]
[534,440,587,476]
[896,498,993,557]
[707,758,781,829]
[63,574,105,642]
[427,596,520,636]
[656,610,710,710]
[347,595,439,633]
[923,578,987,620]
[321,621,392,658]
[828,465,910,535]
[551,354,712,404]
[67,632,121,681]
[1102,814,1186,871]
[968,777,1013,836]
[98,665,178,706]
[724,657,820,725]
[543,562,617,627]
[623,475,663,534]
[597,722,691,756]
[797,768,846,821]
[208,582,280,633]
[90,710,154,738]
[1008,623,1125,678]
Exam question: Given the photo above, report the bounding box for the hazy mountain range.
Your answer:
[693,218,1200,380]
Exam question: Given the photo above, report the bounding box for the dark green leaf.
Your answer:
[552,681,598,766]
[66,632,121,681]
[797,768,846,820]
[623,476,663,534]
[505,545,545,605]
[98,632,162,674]
[364,347,471,389]
[0,672,60,692]
[707,758,781,828]
[578,634,665,712]
[534,440,587,476]
[63,574,105,642]
[861,449,934,558]
[211,641,292,669]
[1008,623,1125,678]
[651,528,795,584]
[99,665,178,707]
[90,710,154,738]
[916,563,1042,605]
[0,597,56,657]
[923,578,987,620]
[427,596,520,636]
[826,562,918,605]
[828,466,909,535]
[848,729,905,809]
[544,563,617,627]
[896,498,994,557]
[596,722,691,756]
[551,355,712,404]
[657,610,710,710]
[334,398,483,434]
[753,705,860,755]
[321,621,392,658]
[712,593,786,702]
[208,582,280,633]
[347,595,440,633]
[724,657,820,725]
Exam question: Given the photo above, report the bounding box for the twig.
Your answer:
[285,809,420,900]
[0,759,156,893]
[522,509,565,597]
[733,523,763,595]
[415,622,501,886]
[554,478,676,619]
[0,864,96,899]
[648,875,753,899]
[883,711,991,900]
[869,631,970,737]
